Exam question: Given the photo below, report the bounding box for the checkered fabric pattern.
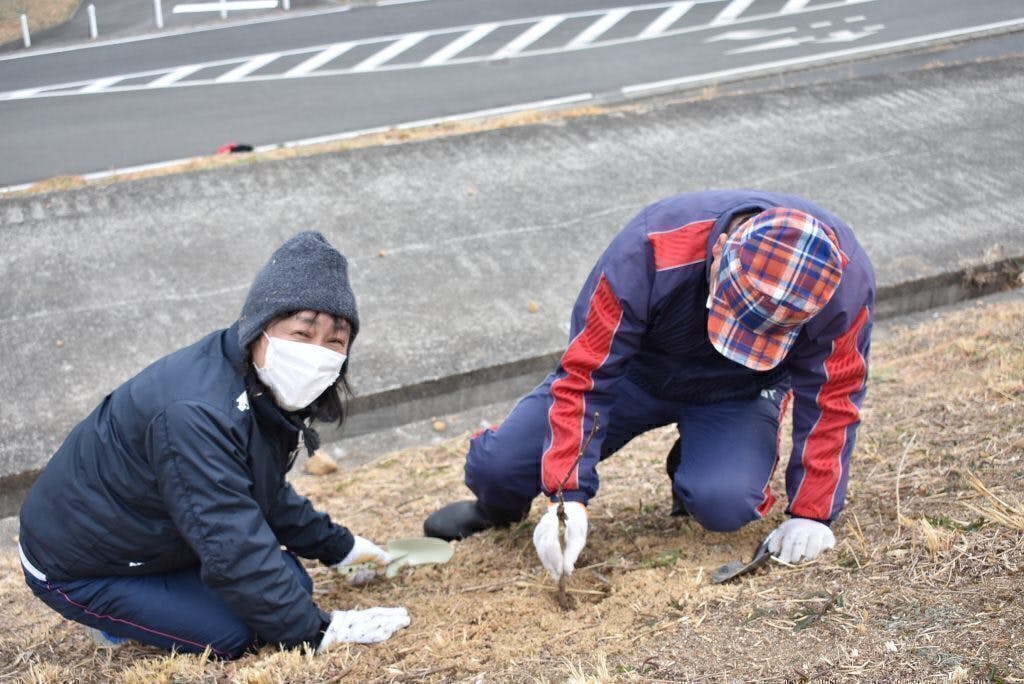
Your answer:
[708,208,843,371]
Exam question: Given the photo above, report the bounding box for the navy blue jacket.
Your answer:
[19,324,355,647]
[542,190,875,523]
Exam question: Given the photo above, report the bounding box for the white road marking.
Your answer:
[712,0,757,25]
[566,8,630,48]
[780,0,810,13]
[5,87,42,99]
[726,35,815,53]
[622,17,1024,95]
[173,0,277,13]
[148,64,204,86]
[844,15,867,23]
[0,0,916,102]
[352,33,427,71]
[811,20,832,28]
[0,4,352,61]
[492,15,565,58]
[79,76,123,93]
[215,53,281,81]
[817,25,883,42]
[286,43,353,76]
[706,27,797,42]
[422,23,497,65]
[639,2,695,39]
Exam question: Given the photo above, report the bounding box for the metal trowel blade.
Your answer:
[711,537,772,584]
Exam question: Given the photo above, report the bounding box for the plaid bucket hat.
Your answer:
[707,208,844,371]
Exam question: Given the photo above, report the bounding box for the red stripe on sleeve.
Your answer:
[647,219,715,271]
[792,306,870,520]
[542,274,623,493]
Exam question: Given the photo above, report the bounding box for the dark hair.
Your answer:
[241,311,354,429]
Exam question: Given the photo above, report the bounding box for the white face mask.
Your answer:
[255,333,347,412]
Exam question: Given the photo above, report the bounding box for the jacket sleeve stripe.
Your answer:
[791,306,870,520]
[542,274,623,494]
[647,219,715,271]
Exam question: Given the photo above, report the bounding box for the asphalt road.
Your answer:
[1,0,1024,188]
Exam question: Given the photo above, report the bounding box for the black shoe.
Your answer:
[423,500,528,541]
[665,438,690,518]
[670,491,691,518]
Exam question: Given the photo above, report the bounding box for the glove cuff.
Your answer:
[549,490,589,505]
[789,514,832,527]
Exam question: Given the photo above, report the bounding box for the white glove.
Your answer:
[766,517,835,564]
[317,607,410,652]
[532,502,588,580]
[332,535,392,585]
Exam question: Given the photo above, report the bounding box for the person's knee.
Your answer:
[218,627,257,660]
[676,482,761,533]
[464,435,513,495]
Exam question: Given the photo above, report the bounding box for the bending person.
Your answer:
[425,189,875,580]
[19,232,409,658]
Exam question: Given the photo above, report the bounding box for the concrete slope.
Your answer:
[1,55,1023,516]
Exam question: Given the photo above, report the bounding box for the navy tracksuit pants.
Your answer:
[22,550,312,659]
[466,373,791,532]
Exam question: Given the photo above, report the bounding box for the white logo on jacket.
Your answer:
[236,391,250,412]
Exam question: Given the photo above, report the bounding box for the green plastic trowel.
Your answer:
[337,537,455,579]
[383,537,454,578]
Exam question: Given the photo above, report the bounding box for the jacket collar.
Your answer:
[229,322,303,457]
[705,201,771,282]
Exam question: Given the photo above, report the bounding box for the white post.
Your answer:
[220,0,227,19]
[153,0,164,29]
[282,0,290,9]
[20,13,31,48]
[87,4,98,39]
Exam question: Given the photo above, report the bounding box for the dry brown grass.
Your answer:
[3,295,1023,683]
[0,0,78,45]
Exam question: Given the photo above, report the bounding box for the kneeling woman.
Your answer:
[19,232,408,658]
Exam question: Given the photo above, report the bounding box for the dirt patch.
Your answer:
[0,0,78,46]
[2,296,1022,682]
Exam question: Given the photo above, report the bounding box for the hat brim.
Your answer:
[707,295,800,371]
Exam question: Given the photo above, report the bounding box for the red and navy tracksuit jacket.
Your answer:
[542,190,875,523]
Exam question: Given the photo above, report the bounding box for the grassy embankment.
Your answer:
[2,294,1022,682]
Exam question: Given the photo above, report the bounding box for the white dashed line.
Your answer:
[148,65,204,86]
[567,8,631,48]
[639,2,695,39]
[712,0,757,25]
[422,23,497,65]
[352,33,427,71]
[215,53,281,82]
[79,76,123,93]
[286,43,353,76]
[492,15,565,58]
[780,0,811,14]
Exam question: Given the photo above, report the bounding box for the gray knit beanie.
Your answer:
[237,231,359,350]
